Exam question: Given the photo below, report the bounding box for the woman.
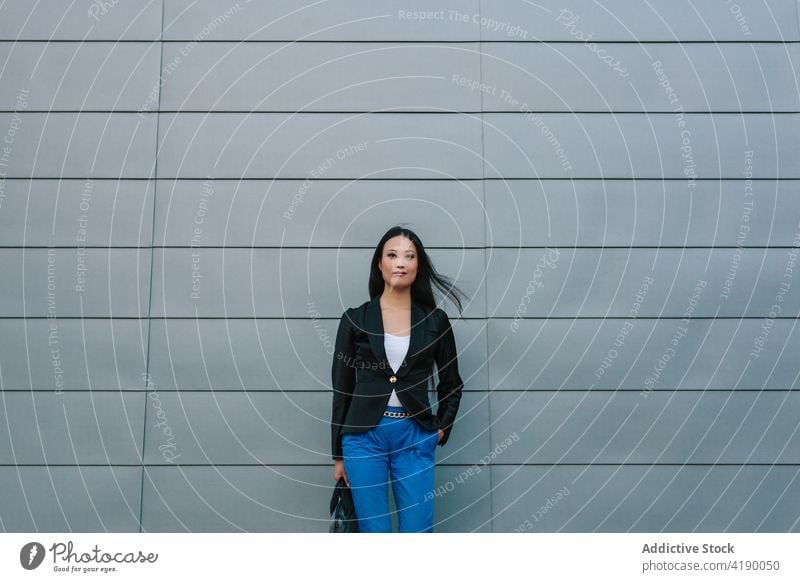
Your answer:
[331,226,467,533]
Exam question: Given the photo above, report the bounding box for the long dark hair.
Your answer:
[368,225,467,317]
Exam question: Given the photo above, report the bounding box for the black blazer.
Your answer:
[331,294,464,460]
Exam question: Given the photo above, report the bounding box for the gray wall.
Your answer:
[0,0,799,532]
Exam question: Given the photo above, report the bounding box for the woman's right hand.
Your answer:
[334,459,349,487]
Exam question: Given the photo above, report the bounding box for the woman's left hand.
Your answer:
[436,429,444,443]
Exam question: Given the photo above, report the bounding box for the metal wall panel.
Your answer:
[485,248,800,317]
[481,43,800,112]
[488,319,800,391]
[0,319,148,390]
[0,113,157,178]
[482,113,800,178]
[0,467,142,532]
[490,466,800,532]
[0,0,162,40]
[0,249,150,317]
[484,179,800,247]
[156,112,484,179]
[0,392,144,464]
[159,42,482,112]
[0,42,161,110]
[0,180,154,247]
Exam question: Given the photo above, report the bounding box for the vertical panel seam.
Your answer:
[137,0,166,534]
[476,0,494,533]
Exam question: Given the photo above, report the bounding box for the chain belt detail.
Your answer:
[382,410,409,418]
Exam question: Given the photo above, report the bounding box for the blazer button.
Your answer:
[389,375,397,383]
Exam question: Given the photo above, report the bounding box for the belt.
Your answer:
[383,410,409,418]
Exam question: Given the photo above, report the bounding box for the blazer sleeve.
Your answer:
[433,309,464,447]
[331,309,356,460]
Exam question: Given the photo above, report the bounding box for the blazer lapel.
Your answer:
[365,295,387,369]
[365,294,427,378]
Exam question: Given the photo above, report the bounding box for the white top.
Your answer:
[384,332,410,407]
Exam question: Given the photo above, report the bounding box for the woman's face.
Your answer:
[378,235,418,291]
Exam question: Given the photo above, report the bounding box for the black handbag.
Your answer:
[329,477,359,533]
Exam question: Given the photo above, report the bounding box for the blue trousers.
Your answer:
[341,406,438,532]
